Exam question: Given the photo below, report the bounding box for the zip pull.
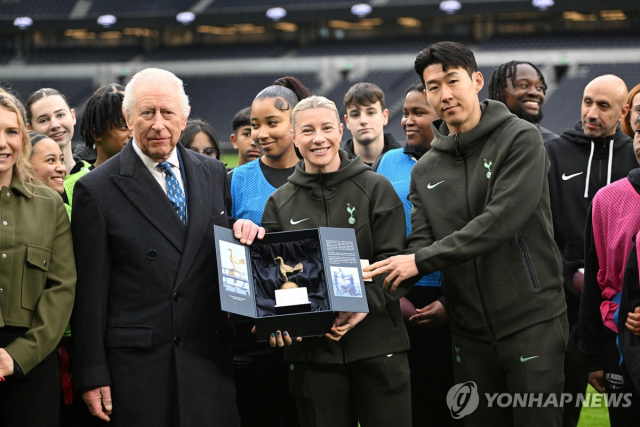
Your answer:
[454,134,462,158]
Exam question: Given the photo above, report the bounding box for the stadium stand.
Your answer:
[27,46,143,64]
[89,0,198,15]
[143,43,296,62]
[480,31,640,50]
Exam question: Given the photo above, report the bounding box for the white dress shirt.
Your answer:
[132,139,185,196]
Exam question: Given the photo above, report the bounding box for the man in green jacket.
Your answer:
[365,41,568,427]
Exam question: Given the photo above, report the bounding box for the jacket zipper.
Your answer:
[455,134,498,346]
[318,173,344,361]
[318,174,330,226]
[517,234,540,290]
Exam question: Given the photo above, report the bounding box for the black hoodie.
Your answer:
[545,121,636,322]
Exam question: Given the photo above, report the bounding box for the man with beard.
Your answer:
[488,61,558,142]
[545,74,634,427]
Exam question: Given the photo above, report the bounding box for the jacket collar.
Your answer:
[431,100,514,157]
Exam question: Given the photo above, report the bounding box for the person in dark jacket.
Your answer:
[341,82,401,165]
[579,122,640,425]
[488,61,558,142]
[545,74,633,427]
[264,95,411,427]
[365,41,568,427]
[373,80,455,427]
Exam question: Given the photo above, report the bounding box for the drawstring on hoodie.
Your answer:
[583,139,614,198]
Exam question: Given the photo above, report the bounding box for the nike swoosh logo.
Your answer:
[290,218,309,225]
[520,355,539,362]
[562,172,583,181]
[427,180,445,189]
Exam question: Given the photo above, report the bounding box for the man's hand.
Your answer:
[626,306,640,336]
[326,312,367,341]
[82,386,113,422]
[362,254,418,292]
[0,349,14,377]
[410,300,449,328]
[233,219,265,245]
[588,371,606,394]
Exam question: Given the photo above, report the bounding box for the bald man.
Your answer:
[545,75,635,427]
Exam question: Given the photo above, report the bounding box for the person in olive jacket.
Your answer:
[264,95,411,427]
[0,89,76,425]
[365,42,568,427]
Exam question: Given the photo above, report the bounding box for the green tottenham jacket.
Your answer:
[0,177,76,374]
[262,150,411,364]
[407,100,566,342]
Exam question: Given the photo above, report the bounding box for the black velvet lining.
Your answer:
[250,238,330,317]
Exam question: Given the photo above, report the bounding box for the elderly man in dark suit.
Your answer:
[70,68,263,426]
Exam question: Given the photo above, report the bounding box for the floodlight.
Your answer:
[97,15,117,28]
[266,7,287,21]
[351,4,373,18]
[13,17,33,30]
[532,0,554,10]
[439,0,461,14]
[176,11,196,25]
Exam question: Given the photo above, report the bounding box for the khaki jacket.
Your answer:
[0,177,76,374]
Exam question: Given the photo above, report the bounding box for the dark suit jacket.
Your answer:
[71,142,239,427]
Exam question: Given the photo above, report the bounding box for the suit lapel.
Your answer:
[175,145,213,289]
[112,142,186,252]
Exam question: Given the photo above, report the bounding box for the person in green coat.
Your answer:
[0,88,76,425]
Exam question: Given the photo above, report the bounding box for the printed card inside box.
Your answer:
[214,226,369,341]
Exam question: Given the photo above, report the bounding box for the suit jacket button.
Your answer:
[148,250,157,260]
[173,292,181,301]
[215,328,223,338]
[174,337,181,346]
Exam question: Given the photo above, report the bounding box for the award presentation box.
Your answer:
[214,225,369,341]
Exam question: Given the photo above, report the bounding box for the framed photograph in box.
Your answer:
[214,225,369,341]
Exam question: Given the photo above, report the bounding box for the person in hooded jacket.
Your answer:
[365,41,567,427]
[263,95,411,427]
[579,117,640,426]
[545,74,635,427]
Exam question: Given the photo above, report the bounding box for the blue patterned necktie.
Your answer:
[157,161,186,226]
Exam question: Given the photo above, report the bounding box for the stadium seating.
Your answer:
[27,46,142,64]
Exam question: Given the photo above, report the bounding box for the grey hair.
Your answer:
[291,96,341,130]
[122,68,190,119]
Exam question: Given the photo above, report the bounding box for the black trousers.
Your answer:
[234,351,299,427]
[288,352,412,427]
[405,286,457,427]
[452,315,568,427]
[561,319,589,427]
[601,330,640,427]
[0,327,60,427]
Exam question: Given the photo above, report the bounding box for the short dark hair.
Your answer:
[26,88,72,124]
[405,80,425,96]
[487,61,547,104]
[179,118,220,160]
[414,41,478,88]
[231,106,251,133]
[80,91,126,150]
[344,82,386,111]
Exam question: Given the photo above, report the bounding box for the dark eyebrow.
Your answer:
[427,71,459,85]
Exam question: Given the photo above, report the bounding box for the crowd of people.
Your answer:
[0,40,639,427]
